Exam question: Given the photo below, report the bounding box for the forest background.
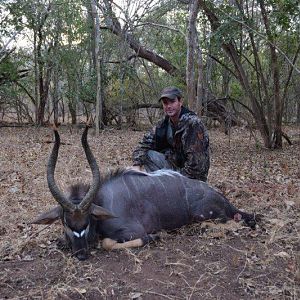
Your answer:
[0,0,299,149]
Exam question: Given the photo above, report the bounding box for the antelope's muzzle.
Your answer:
[70,235,89,261]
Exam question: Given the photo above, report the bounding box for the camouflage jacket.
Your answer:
[132,107,210,181]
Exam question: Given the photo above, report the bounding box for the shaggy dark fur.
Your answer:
[67,168,146,203]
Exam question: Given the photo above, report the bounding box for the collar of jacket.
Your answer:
[162,106,195,129]
[163,106,194,123]
[154,107,195,151]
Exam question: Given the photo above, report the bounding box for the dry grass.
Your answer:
[0,125,299,299]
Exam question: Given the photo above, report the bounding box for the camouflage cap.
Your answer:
[159,86,182,101]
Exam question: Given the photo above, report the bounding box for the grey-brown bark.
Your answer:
[90,0,103,133]
[258,0,282,148]
[186,0,199,111]
[33,3,52,126]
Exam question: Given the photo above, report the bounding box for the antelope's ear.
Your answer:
[90,204,116,220]
[31,206,62,224]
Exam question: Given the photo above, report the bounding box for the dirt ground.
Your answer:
[0,125,299,299]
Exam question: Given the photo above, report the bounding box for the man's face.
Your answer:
[161,98,183,119]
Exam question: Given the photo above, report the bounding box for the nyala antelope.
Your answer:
[32,126,258,260]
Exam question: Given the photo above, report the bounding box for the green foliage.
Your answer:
[210,4,242,46]
[230,81,244,99]
[269,0,300,31]
[79,75,96,104]
[0,58,19,82]
[1,0,299,126]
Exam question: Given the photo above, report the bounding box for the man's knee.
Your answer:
[147,150,165,161]
[144,150,173,172]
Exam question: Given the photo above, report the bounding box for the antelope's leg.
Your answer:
[102,238,143,250]
[102,234,159,250]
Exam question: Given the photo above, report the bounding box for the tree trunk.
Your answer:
[196,36,205,115]
[52,63,59,125]
[36,28,44,126]
[52,18,62,125]
[90,0,103,134]
[33,4,51,126]
[37,53,51,126]
[69,101,77,125]
[186,0,199,111]
[259,0,282,149]
[297,101,300,124]
[33,31,40,124]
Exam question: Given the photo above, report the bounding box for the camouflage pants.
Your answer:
[144,150,176,173]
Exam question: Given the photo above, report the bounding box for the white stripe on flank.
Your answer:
[146,169,182,178]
